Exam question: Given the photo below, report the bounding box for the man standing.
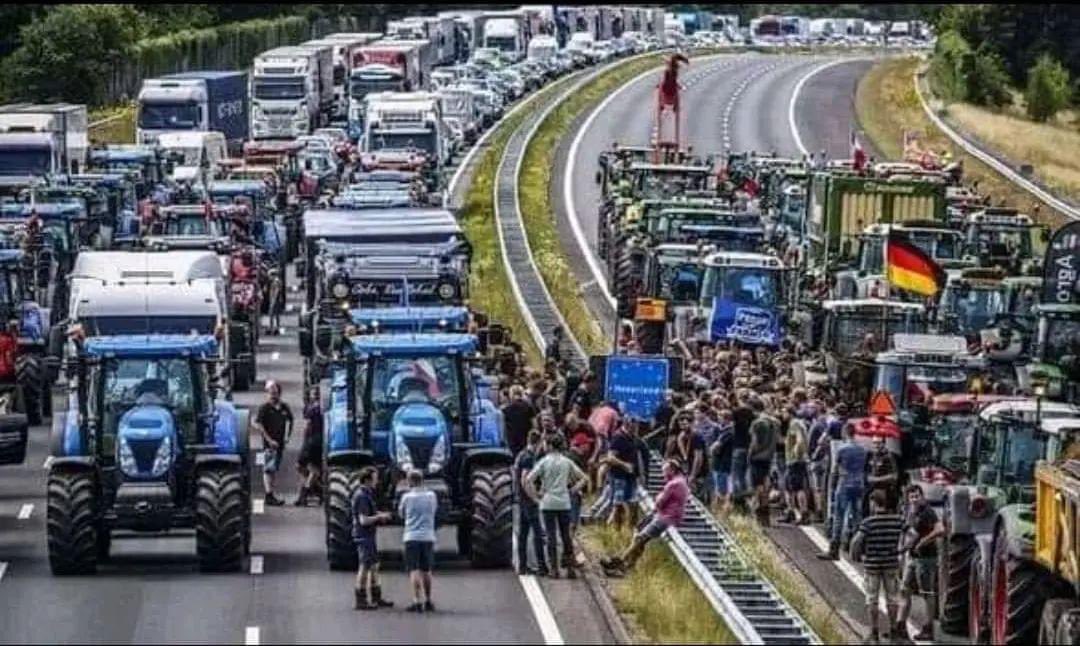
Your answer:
[527,435,588,579]
[502,385,537,456]
[294,385,323,506]
[896,485,943,642]
[850,490,905,644]
[818,423,868,560]
[867,435,900,512]
[399,469,438,613]
[253,381,294,507]
[783,407,810,524]
[514,430,548,576]
[747,397,779,526]
[351,467,393,610]
[605,418,640,531]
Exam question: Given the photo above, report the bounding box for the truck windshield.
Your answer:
[0,147,51,176]
[350,78,404,99]
[700,266,780,309]
[254,80,305,100]
[139,102,199,130]
[82,315,217,336]
[369,354,462,422]
[369,131,437,156]
[485,36,518,53]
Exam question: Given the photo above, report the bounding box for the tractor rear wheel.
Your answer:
[969,549,987,644]
[939,534,975,635]
[46,470,99,575]
[326,467,361,571]
[194,467,247,572]
[991,526,1049,645]
[468,466,513,568]
[16,353,44,426]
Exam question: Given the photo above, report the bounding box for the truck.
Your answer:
[527,34,559,62]
[479,13,528,62]
[299,35,381,123]
[136,71,247,152]
[348,42,425,140]
[361,92,447,191]
[251,46,328,140]
[1030,430,1080,644]
[296,41,336,123]
[0,103,88,176]
[387,16,459,66]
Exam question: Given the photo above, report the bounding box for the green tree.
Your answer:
[965,46,1012,108]
[1,4,146,104]
[929,30,971,102]
[1025,53,1071,121]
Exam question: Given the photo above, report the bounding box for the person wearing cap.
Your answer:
[253,380,294,506]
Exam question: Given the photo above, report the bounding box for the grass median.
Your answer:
[855,56,1068,229]
[88,103,136,145]
[517,53,666,356]
[580,523,735,644]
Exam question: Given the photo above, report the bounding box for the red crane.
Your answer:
[653,53,689,163]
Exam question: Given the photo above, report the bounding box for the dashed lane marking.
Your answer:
[245,626,260,646]
[271,352,280,362]
[250,555,264,575]
[42,456,53,470]
[253,499,265,515]
[17,504,32,520]
[519,574,564,645]
[0,562,7,582]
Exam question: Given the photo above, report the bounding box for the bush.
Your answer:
[965,46,1012,108]
[929,30,971,103]
[1026,54,1071,121]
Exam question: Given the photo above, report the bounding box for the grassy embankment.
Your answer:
[88,103,136,144]
[855,56,1069,229]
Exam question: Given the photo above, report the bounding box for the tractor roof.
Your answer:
[72,250,223,285]
[82,334,219,358]
[207,180,271,197]
[349,306,469,331]
[349,332,477,357]
[891,334,967,354]
[929,393,1027,414]
[304,208,460,241]
[979,400,1080,423]
[702,251,783,269]
[0,201,83,220]
[821,298,926,312]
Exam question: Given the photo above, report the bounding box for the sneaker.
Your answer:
[815,550,838,561]
[407,602,424,613]
[265,494,285,507]
[424,600,435,612]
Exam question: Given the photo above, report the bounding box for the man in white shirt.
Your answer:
[399,469,438,612]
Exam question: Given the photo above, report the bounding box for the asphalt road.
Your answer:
[558,52,949,640]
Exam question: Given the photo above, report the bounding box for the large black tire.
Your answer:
[46,470,99,575]
[991,526,1051,645]
[468,466,513,568]
[326,467,361,571]
[939,534,975,635]
[194,468,247,572]
[1040,600,1075,645]
[16,353,44,426]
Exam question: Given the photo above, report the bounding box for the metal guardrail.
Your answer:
[912,67,1080,221]
[496,51,822,645]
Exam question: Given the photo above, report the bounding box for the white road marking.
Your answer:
[250,554,264,575]
[519,574,564,645]
[253,499,265,515]
[0,561,7,582]
[245,626,260,646]
[17,504,32,520]
[285,304,296,314]
[255,452,265,466]
[788,57,873,157]
[802,525,925,641]
[42,456,53,470]
[270,352,280,362]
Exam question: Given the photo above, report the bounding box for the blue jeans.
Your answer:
[729,449,749,495]
[570,491,582,527]
[517,504,546,573]
[711,468,730,497]
[831,485,864,546]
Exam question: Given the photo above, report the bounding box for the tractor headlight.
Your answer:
[428,434,447,475]
[437,282,456,300]
[395,437,413,470]
[119,437,137,476]
[332,281,350,299]
[151,435,173,477]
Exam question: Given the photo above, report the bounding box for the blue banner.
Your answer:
[604,356,670,422]
[709,298,783,346]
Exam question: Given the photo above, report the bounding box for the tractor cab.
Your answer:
[142,204,230,248]
[626,162,714,198]
[597,145,654,198]
[1025,303,1080,402]
[46,333,250,574]
[963,208,1045,275]
[870,334,983,416]
[87,145,168,197]
[24,184,110,248]
[836,222,971,300]
[695,251,786,346]
[936,268,1008,341]
[648,208,764,250]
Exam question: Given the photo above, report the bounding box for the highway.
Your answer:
[0,280,613,644]
[557,51,930,640]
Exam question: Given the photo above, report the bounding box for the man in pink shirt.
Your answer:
[600,459,689,578]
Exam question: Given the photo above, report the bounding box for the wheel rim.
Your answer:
[993,555,1007,645]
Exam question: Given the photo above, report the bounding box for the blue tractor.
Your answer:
[46,334,251,574]
[323,333,512,570]
[0,244,57,427]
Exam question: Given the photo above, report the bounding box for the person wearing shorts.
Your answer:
[605,421,639,530]
[253,381,293,507]
[399,469,438,613]
[601,460,689,578]
[896,485,943,641]
[351,467,393,610]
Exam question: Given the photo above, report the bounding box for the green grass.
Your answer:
[719,513,858,644]
[580,523,736,644]
[517,54,666,355]
[88,103,136,145]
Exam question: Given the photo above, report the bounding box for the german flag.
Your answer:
[886,230,946,296]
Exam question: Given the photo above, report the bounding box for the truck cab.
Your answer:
[695,251,786,346]
[136,72,247,151]
[251,46,322,140]
[361,92,446,192]
[157,131,228,184]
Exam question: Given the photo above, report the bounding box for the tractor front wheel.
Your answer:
[194,467,247,572]
[939,534,975,635]
[16,353,45,426]
[46,469,99,575]
[326,467,360,571]
[468,466,513,568]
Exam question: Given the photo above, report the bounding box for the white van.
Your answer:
[157,131,228,183]
[527,35,559,62]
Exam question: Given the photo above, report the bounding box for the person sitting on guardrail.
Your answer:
[600,459,689,579]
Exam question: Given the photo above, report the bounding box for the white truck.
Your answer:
[348,42,426,140]
[251,46,328,140]
[0,103,88,175]
[297,41,336,122]
[437,85,480,146]
[361,92,447,187]
[527,35,559,62]
[480,14,528,62]
[136,71,248,152]
[300,34,381,122]
[156,131,228,184]
[387,16,459,66]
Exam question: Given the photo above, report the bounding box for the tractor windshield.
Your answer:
[700,266,781,309]
[932,413,977,474]
[827,310,923,356]
[368,354,462,425]
[873,363,969,409]
[656,259,703,303]
[82,315,217,337]
[969,225,1032,258]
[979,420,1046,487]
[941,286,1005,335]
[163,215,223,237]
[98,357,202,446]
[1044,316,1080,361]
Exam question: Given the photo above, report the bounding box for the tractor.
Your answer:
[323,333,512,570]
[45,334,250,574]
[0,246,52,430]
[963,207,1047,276]
[936,268,1008,343]
[935,399,1080,638]
[87,145,170,199]
[0,201,82,324]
